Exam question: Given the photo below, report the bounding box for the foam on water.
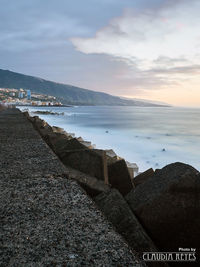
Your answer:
[22,106,200,172]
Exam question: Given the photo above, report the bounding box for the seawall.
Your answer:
[24,108,200,267]
[0,108,144,266]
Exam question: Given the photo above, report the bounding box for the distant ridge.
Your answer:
[0,69,168,106]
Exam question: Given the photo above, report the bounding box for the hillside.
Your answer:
[0,69,166,106]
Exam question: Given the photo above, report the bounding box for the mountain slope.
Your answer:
[0,69,166,106]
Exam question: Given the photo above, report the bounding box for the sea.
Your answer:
[20,105,200,172]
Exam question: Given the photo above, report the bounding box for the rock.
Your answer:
[50,137,82,155]
[126,162,200,263]
[133,168,154,187]
[58,138,88,154]
[79,140,94,149]
[77,176,110,197]
[30,116,51,130]
[52,126,65,133]
[29,116,73,155]
[32,110,64,115]
[61,149,106,181]
[79,181,107,197]
[126,161,139,179]
[108,159,133,196]
[42,133,86,156]
[94,189,158,255]
[23,111,29,118]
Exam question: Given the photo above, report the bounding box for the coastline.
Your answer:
[24,109,200,266]
[17,104,72,107]
[25,108,140,178]
[19,105,200,172]
[1,107,200,266]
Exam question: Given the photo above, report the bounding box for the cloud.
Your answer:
[1,0,200,105]
[71,0,200,90]
[0,0,143,52]
[150,65,200,75]
[0,0,109,52]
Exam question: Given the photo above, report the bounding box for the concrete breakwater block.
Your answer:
[44,132,69,150]
[39,129,71,155]
[78,178,110,197]
[27,114,87,153]
[24,112,111,197]
[28,113,133,196]
[28,115,49,128]
[61,149,105,181]
[126,162,200,261]
[94,189,158,256]
[51,126,65,133]
[56,138,88,155]
[108,159,134,196]
[59,146,134,196]
[43,137,88,156]
[133,168,154,187]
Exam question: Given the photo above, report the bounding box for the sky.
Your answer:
[1,0,200,106]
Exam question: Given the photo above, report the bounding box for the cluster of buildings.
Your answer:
[0,88,62,106]
[17,88,31,100]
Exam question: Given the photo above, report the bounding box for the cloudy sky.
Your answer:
[1,0,200,106]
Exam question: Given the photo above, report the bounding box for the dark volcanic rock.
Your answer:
[126,162,200,265]
[94,189,158,255]
[133,168,154,187]
[108,159,133,196]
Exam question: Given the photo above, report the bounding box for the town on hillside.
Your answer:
[0,88,62,106]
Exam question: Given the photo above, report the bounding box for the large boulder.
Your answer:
[108,159,133,196]
[133,168,154,187]
[94,189,158,256]
[126,162,200,261]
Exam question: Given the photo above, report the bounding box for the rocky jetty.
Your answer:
[0,108,145,266]
[133,168,154,187]
[32,110,64,115]
[126,163,200,266]
[94,189,158,255]
[18,109,200,266]
[25,112,134,196]
[108,159,134,195]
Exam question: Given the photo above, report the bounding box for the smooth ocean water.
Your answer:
[21,106,200,172]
